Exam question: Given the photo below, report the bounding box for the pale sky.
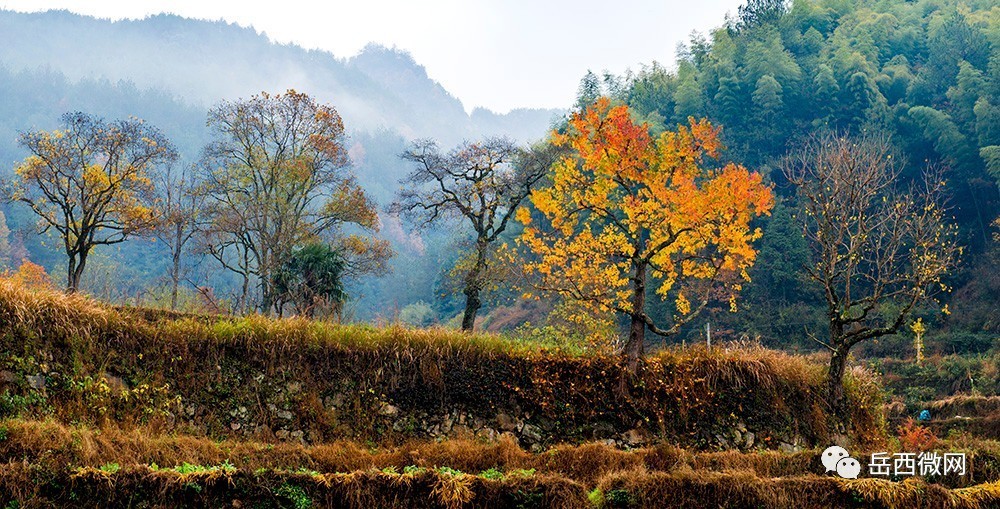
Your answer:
[0,0,745,113]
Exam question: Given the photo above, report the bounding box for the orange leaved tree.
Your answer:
[517,98,774,368]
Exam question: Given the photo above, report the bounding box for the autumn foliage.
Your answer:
[517,98,773,362]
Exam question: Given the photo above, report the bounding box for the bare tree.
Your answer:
[782,132,960,417]
[390,138,550,331]
[153,164,205,310]
[7,112,177,292]
[199,90,390,313]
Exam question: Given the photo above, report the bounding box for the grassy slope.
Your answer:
[0,280,882,449]
[9,281,1000,507]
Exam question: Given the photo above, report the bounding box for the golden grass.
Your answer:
[0,279,886,451]
[930,395,1000,418]
[2,418,1000,507]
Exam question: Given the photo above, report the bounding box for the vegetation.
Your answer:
[782,132,960,416]
[6,112,177,292]
[271,242,348,319]
[199,90,390,314]
[0,0,998,505]
[391,137,549,331]
[518,98,774,366]
[0,280,878,448]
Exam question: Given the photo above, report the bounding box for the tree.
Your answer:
[199,90,390,313]
[517,98,774,368]
[7,112,177,292]
[781,132,960,417]
[390,137,549,331]
[729,0,788,34]
[153,164,204,310]
[812,65,840,127]
[752,75,784,121]
[272,242,346,319]
[0,209,10,268]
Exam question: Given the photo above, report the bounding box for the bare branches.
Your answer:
[8,112,177,292]
[389,136,549,330]
[782,131,960,413]
[198,90,389,313]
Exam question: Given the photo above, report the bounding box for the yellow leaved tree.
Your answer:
[517,98,774,367]
[7,112,177,292]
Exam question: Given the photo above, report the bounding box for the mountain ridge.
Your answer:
[0,9,562,144]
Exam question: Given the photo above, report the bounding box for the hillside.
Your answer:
[0,10,562,145]
[5,281,1000,507]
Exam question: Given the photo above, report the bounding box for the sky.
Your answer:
[0,0,746,113]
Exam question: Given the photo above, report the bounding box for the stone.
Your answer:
[230,422,241,431]
[379,403,399,417]
[290,430,304,440]
[778,442,799,453]
[622,428,648,447]
[521,423,543,443]
[733,429,743,444]
[745,432,755,448]
[277,410,294,420]
[275,430,289,440]
[104,374,127,393]
[26,374,45,390]
[592,421,616,439]
[452,424,473,437]
[496,413,518,432]
[476,428,498,442]
[330,393,346,407]
[0,371,15,384]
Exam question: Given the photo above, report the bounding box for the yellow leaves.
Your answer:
[676,293,691,315]
[519,98,774,331]
[515,206,532,226]
[324,180,380,230]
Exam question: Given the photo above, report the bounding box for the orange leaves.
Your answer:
[518,98,774,331]
[2,259,53,290]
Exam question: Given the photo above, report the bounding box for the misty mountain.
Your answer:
[0,9,562,146]
[0,8,565,319]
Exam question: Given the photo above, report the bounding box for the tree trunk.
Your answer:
[170,224,182,310]
[461,287,481,331]
[72,251,88,294]
[460,242,488,332]
[624,261,647,371]
[65,249,88,294]
[66,254,77,294]
[827,345,850,421]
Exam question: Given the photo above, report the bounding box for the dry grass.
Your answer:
[0,280,883,450]
[930,395,1000,418]
[3,418,1000,507]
